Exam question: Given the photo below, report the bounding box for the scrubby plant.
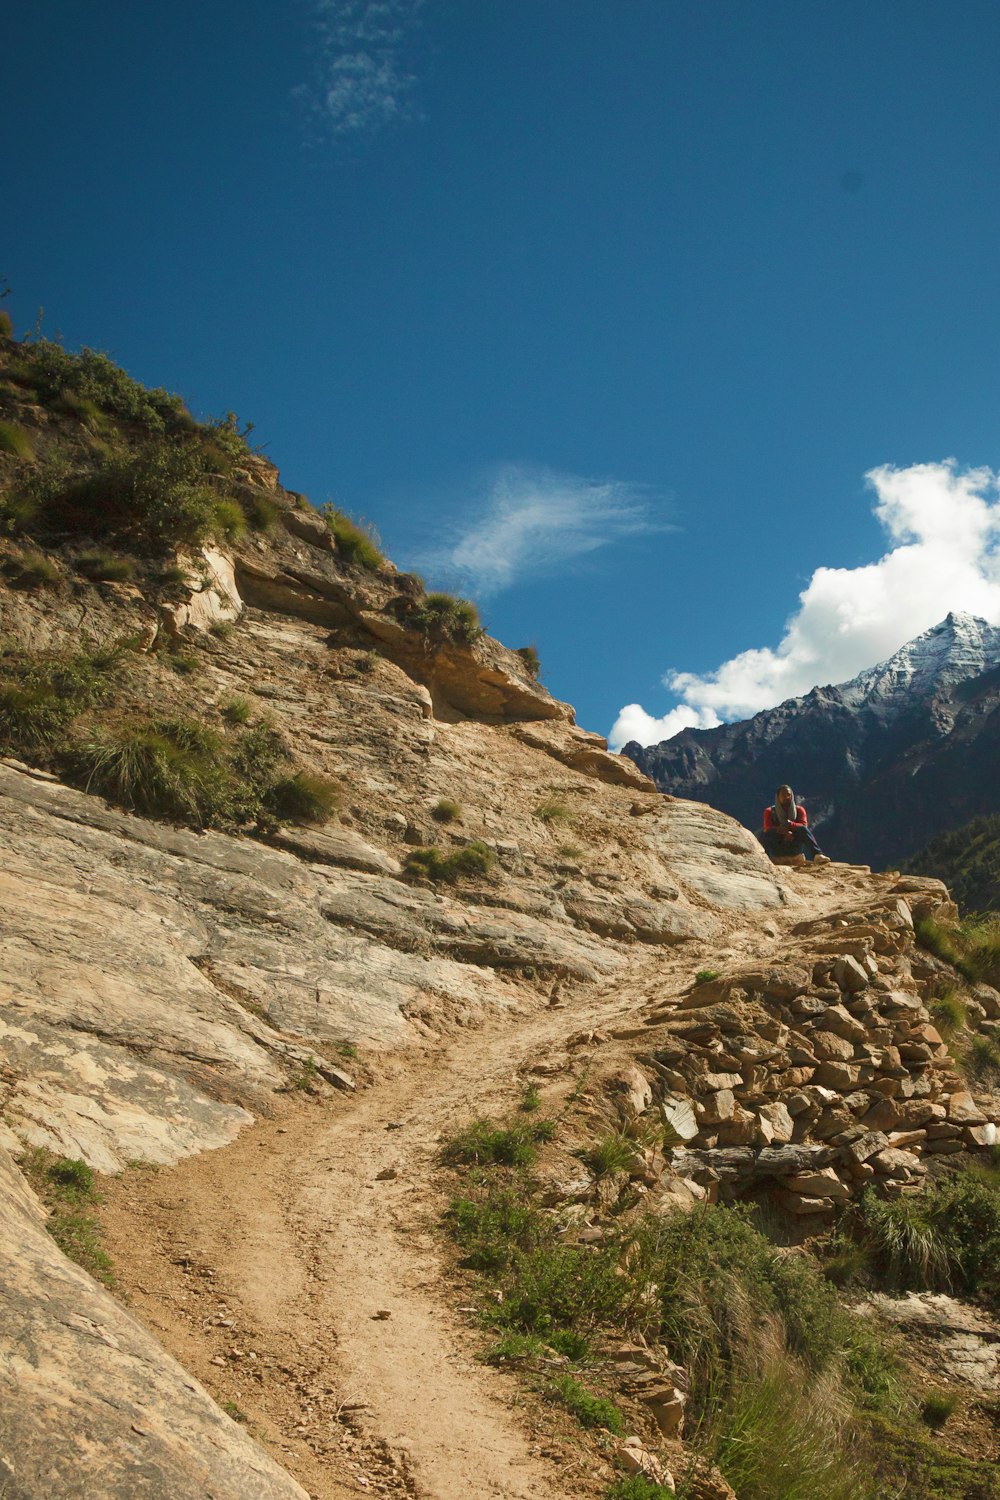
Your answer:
[431,797,461,823]
[266,769,340,826]
[236,487,280,532]
[445,1119,553,1171]
[74,550,137,582]
[220,695,252,725]
[515,644,541,678]
[8,339,189,433]
[606,1480,676,1500]
[961,1032,1000,1084]
[209,619,234,640]
[920,1390,958,1429]
[695,968,720,985]
[18,1147,113,1284]
[67,717,233,827]
[0,646,115,753]
[930,988,967,1037]
[403,841,495,884]
[40,440,223,552]
[545,1374,623,1433]
[0,310,12,340]
[0,419,34,458]
[580,1131,636,1178]
[519,1083,541,1113]
[320,503,384,570]
[209,496,247,541]
[410,591,483,645]
[842,1173,1000,1300]
[533,797,573,824]
[53,388,103,427]
[3,550,60,588]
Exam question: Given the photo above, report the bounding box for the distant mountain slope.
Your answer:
[906,814,1000,914]
[623,613,1000,869]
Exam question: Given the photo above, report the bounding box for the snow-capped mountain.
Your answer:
[840,612,1000,714]
[622,614,1000,869]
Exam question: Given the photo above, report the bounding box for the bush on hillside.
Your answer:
[410,592,483,645]
[6,339,190,434]
[0,419,34,458]
[320,503,384,570]
[403,841,494,884]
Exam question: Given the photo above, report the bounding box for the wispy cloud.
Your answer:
[299,0,425,138]
[417,463,667,598]
[609,460,1000,749]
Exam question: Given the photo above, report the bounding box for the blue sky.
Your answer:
[7,2,1000,744]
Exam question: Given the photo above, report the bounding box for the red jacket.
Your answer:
[763,802,808,832]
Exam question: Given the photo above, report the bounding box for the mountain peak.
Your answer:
[838,612,1000,711]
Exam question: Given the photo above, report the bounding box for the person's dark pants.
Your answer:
[760,826,824,861]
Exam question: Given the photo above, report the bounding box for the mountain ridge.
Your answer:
[623,612,1000,868]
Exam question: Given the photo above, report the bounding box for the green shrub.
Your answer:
[431,797,462,823]
[74,550,136,582]
[921,1390,958,1429]
[66,717,234,827]
[0,419,34,458]
[18,1148,113,1285]
[210,496,247,541]
[53,388,103,427]
[606,1480,676,1500]
[0,647,114,753]
[842,1175,1000,1300]
[545,1374,623,1433]
[445,1119,550,1169]
[403,841,495,884]
[266,769,340,825]
[236,488,280,531]
[12,340,187,433]
[580,1132,635,1178]
[202,411,254,466]
[930,989,967,1038]
[320,503,384,570]
[961,1032,1000,1084]
[515,644,541,678]
[43,440,222,553]
[3,550,60,588]
[519,1083,541,1113]
[220,695,252,725]
[695,968,720,985]
[0,488,40,534]
[410,592,483,645]
[534,797,573,824]
[713,1363,875,1500]
[914,914,963,968]
[484,1330,547,1364]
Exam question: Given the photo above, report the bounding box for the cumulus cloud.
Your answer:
[418,463,666,598]
[609,460,1000,749]
[299,0,424,137]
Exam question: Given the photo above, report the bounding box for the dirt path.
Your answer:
[98,867,867,1500]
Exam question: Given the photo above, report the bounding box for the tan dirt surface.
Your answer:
[98,865,865,1500]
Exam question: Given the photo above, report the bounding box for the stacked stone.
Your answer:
[635,879,999,1215]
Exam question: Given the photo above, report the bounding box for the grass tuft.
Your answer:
[515,644,541,678]
[695,968,720,985]
[0,419,34,458]
[266,769,340,826]
[74,550,137,582]
[403,841,495,884]
[431,797,462,823]
[546,1374,623,1433]
[580,1131,636,1178]
[320,503,384,570]
[920,1391,958,1429]
[18,1147,113,1284]
[410,591,483,645]
[534,797,574,824]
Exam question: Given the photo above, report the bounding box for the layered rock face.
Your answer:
[623,613,1000,868]
[2,427,1000,1495]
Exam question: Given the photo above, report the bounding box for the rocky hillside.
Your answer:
[623,613,1000,869]
[4,335,1000,1500]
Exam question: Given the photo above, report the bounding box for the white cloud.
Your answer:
[418,463,666,598]
[299,1,424,137]
[610,460,1000,749]
[609,703,721,749]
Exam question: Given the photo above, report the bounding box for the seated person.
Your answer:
[760,785,829,863]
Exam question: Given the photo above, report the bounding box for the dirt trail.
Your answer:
[98,867,866,1500]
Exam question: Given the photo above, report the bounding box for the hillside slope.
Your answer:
[3,337,1000,1499]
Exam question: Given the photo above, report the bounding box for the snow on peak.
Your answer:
[839,613,1000,711]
